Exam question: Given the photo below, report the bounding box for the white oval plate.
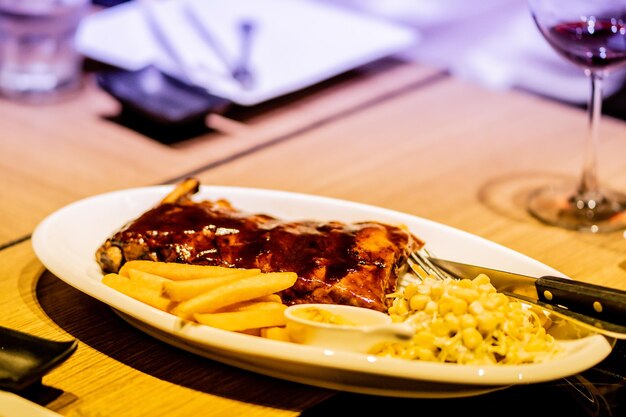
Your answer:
[31,185,613,398]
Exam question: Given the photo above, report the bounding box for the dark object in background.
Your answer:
[97,66,231,125]
[0,325,77,392]
[604,83,626,122]
[96,66,231,143]
[91,0,131,7]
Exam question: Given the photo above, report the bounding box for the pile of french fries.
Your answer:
[102,260,297,340]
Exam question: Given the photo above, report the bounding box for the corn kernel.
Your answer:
[460,314,477,329]
[409,294,429,311]
[431,318,449,337]
[395,298,409,316]
[458,279,473,288]
[430,282,444,300]
[451,297,468,315]
[478,283,496,294]
[494,311,506,323]
[438,300,453,316]
[443,312,460,333]
[455,288,479,303]
[477,312,498,334]
[462,328,483,350]
[417,284,431,296]
[493,293,508,306]
[416,347,436,361]
[403,283,419,300]
[468,300,485,316]
[473,274,491,286]
[413,331,436,349]
[482,296,499,310]
[424,300,438,315]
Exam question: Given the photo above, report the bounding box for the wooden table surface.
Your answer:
[1,57,626,417]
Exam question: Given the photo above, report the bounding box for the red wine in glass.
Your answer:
[543,19,626,69]
[527,0,626,232]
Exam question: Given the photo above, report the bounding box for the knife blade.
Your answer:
[429,258,626,327]
[500,292,626,339]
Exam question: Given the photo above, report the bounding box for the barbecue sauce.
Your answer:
[106,201,419,311]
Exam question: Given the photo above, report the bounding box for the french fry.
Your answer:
[261,327,292,342]
[119,260,259,281]
[162,269,262,301]
[175,272,297,317]
[194,304,287,331]
[102,273,175,311]
[105,260,297,339]
[127,268,170,290]
[250,294,282,304]
[217,300,285,313]
[217,297,283,313]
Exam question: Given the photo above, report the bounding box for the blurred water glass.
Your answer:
[0,0,88,103]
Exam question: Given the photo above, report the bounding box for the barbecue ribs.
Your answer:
[96,179,423,311]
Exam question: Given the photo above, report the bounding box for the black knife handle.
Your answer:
[536,276,626,325]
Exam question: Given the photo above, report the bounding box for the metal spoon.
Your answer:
[284,304,414,353]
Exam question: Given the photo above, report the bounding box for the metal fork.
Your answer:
[405,247,450,283]
[231,19,256,90]
[183,7,256,90]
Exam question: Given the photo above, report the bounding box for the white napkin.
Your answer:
[76,0,418,106]
[328,0,626,104]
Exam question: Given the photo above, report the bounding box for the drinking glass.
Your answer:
[527,0,626,232]
[0,0,89,103]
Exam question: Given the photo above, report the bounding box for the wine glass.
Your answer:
[527,0,626,232]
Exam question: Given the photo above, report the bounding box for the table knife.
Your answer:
[429,258,626,327]
[498,292,626,339]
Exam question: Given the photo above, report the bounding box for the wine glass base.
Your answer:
[527,184,626,232]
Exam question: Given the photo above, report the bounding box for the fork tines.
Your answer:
[407,249,450,281]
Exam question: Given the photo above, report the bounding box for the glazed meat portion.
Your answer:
[96,179,423,311]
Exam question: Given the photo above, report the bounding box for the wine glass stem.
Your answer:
[578,70,604,201]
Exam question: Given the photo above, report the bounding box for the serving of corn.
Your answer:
[370,274,563,365]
